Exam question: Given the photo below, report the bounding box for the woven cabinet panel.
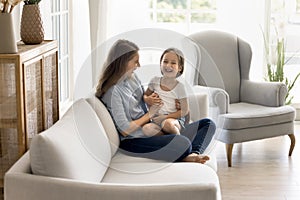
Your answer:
[24,60,43,140]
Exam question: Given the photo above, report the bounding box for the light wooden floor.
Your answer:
[215,122,300,200]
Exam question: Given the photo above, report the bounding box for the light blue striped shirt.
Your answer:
[101,73,147,140]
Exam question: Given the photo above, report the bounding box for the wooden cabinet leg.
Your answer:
[226,143,234,167]
[288,134,295,156]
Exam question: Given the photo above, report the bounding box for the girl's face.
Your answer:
[160,52,181,78]
[125,53,140,77]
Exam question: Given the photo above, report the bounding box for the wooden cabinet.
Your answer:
[0,40,59,187]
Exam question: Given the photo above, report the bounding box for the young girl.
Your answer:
[143,48,189,136]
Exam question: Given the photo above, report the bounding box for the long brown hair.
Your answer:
[160,47,185,77]
[95,39,139,98]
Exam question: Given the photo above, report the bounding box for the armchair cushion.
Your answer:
[219,103,295,130]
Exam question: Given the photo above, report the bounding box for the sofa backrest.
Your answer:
[30,99,111,183]
[86,95,120,156]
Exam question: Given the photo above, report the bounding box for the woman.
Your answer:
[96,39,215,163]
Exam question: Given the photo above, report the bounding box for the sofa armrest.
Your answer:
[240,80,287,107]
[192,85,229,115]
[5,173,219,200]
[188,92,208,122]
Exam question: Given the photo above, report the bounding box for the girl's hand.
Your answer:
[144,92,162,106]
[152,114,166,125]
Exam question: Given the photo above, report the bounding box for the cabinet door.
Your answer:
[0,58,20,186]
[23,56,44,147]
[43,50,59,129]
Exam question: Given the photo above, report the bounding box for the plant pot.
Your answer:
[0,13,18,53]
[20,4,44,44]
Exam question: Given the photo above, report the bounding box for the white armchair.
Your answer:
[189,30,296,167]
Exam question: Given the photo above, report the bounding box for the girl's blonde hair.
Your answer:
[96,39,139,98]
[160,47,185,77]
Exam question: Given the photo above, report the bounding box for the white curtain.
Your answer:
[89,0,111,87]
[71,0,92,100]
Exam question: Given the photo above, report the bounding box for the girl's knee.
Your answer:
[143,123,160,137]
[162,119,180,134]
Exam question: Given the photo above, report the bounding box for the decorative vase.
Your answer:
[0,13,18,53]
[20,4,44,44]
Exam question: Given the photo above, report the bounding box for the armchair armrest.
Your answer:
[240,80,287,107]
[192,85,229,115]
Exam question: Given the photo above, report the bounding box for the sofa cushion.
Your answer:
[102,162,221,199]
[86,95,120,156]
[219,103,295,130]
[30,99,111,182]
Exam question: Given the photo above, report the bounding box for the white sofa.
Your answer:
[4,94,221,200]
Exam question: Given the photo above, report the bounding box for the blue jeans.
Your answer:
[119,118,216,162]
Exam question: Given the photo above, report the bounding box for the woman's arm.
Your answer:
[120,104,161,136]
[167,98,189,119]
[152,98,189,125]
[167,97,189,119]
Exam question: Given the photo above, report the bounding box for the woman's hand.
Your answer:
[148,103,162,119]
[144,92,162,106]
[175,99,181,110]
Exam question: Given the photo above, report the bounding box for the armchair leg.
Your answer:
[226,144,234,167]
[288,134,295,156]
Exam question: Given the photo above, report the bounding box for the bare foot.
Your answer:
[182,153,210,164]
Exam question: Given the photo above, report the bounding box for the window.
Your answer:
[269,0,300,102]
[149,0,216,34]
[50,0,70,106]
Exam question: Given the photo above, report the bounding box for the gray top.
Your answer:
[101,73,147,140]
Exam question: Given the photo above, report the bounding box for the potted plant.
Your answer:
[263,19,300,105]
[20,0,44,44]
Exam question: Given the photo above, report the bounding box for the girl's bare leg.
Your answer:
[142,123,164,137]
[161,118,181,135]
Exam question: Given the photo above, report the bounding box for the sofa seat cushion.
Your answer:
[102,162,220,199]
[30,99,111,183]
[111,150,218,172]
[219,103,295,130]
[102,162,219,185]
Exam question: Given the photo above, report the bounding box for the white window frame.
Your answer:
[49,0,72,116]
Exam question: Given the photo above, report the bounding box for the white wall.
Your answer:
[217,0,266,81]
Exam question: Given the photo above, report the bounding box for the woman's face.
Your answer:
[160,52,181,78]
[125,53,140,76]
